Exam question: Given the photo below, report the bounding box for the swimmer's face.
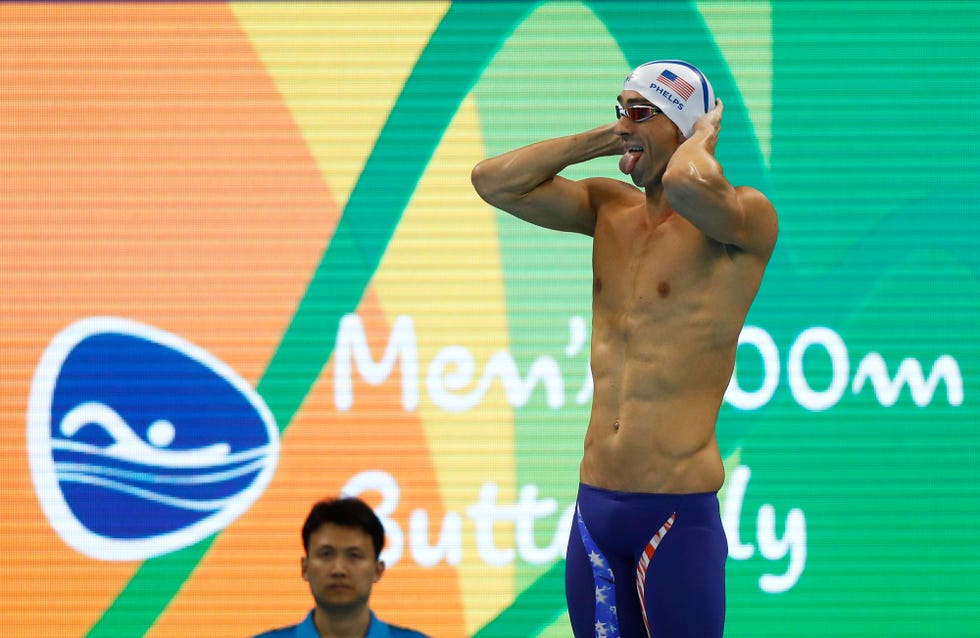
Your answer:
[614,90,683,187]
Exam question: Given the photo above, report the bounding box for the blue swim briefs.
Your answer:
[565,482,727,637]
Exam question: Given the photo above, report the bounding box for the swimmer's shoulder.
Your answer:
[580,175,644,211]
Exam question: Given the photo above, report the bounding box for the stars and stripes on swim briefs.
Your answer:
[576,505,620,638]
[635,512,676,637]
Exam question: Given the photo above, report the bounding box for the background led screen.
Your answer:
[2,2,978,636]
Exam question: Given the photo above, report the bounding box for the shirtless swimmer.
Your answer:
[471,59,778,637]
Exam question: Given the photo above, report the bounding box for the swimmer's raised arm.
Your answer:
[470,123,623,236]
[663,99,778,259]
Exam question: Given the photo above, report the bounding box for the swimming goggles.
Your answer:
[615,103,661,123]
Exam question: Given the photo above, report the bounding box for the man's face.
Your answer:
[302,523,384,613]
[614,90,682,186]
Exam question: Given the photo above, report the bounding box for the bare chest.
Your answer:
[591,211,721,315]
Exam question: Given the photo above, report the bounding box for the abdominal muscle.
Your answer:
[579,202,758,495]
[579,316,735,495]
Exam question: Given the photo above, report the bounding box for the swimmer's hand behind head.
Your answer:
[686,98,723,152]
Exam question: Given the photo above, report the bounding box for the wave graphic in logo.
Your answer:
[28,317,280,561]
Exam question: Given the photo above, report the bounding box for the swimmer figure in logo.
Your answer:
[471,60,778,637]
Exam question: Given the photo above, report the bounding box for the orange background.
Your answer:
[0,4,462,635]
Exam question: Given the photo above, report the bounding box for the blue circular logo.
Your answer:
[28,317,280,561]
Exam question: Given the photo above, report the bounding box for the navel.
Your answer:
[613,419,620,432]
[657,280,671,298]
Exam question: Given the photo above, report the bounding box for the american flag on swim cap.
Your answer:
[656,69,695,100]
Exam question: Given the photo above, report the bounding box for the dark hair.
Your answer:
[301,496,386,559]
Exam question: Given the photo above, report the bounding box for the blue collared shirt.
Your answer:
[253,610,429,638]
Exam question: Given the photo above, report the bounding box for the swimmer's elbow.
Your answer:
[471,158,526,209]
[471,159,505,206]
[470,160,493,200]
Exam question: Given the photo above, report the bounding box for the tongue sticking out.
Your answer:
[619,151,641,175]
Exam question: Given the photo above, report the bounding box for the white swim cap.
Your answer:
[623,60,714,138]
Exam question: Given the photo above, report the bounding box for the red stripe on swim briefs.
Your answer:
[636,512,676,638]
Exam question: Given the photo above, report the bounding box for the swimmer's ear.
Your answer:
[677,126,687,144]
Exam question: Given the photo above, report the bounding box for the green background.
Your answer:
[473,2,980,636]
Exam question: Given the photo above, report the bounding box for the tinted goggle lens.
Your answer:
[615,104,660,122]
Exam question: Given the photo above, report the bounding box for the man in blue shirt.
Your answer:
[253,497,429,638]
